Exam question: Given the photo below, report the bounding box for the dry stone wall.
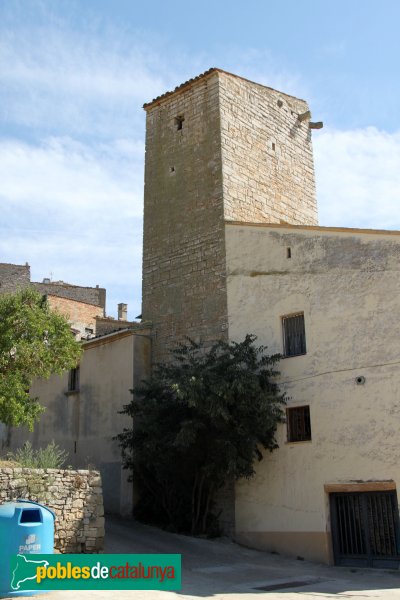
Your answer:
[0,468,104,553]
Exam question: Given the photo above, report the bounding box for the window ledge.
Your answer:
[282,353,307,359]
[285,440,312,445]
[64,390,80,396]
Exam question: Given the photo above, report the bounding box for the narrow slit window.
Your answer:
[287,406,311,442]
[68,366,80,392]
[175,116,184,130]
[287,247,291,259]
[282,313,306,357]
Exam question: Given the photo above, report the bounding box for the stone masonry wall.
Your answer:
[0,468,104,553]
[95,316,141,337]
[0,265,106,315]
[219,72,318,225]
[32,282,106,310]
[142,69,320,532]
[142,71,228,363]
[47,295,104,338]
[0,263,30,295]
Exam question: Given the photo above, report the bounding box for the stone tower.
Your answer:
[142,68,318,361]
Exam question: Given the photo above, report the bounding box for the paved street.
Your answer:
[3,515,400,599]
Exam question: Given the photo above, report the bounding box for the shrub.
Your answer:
[6,441,68,469]
[117,334,286,535]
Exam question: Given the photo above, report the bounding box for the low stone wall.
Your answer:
[0,468,104,553]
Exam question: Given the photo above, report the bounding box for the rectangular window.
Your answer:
[84,327,94,340]
[282,313,306,357]
[287,406,311,442]
[68,366,80,392]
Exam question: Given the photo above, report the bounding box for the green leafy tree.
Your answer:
[0,289,82,429]
[117,334,286,535]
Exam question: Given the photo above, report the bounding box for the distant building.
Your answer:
[0,262,30,294]
[0,266,107,339]
[32,279,106,313]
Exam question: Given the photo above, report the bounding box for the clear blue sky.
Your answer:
[1,0,399,317]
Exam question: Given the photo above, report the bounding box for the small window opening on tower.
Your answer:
[287,247,291,259]
[272,142,276,151]
[277,99,283,108]
[68,366,80,392]
[175,116,184,130]
[169,166,175,173]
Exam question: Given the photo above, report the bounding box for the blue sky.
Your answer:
[1,0,400,318]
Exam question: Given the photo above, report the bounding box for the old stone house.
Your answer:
[140,68,400,568]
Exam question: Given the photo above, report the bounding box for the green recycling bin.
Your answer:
[0,499,55,597]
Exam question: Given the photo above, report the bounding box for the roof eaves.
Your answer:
[143,68,306,110]
[225,220,400,236]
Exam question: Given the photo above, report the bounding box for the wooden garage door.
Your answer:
[330,491,400,568]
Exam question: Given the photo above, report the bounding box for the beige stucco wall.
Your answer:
[226,222,400,563]
[9,330,151,516]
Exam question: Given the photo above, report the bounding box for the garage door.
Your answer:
[330,491,400,568]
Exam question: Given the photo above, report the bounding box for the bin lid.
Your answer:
[0,500,55,520]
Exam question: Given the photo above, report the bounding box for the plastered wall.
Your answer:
[226,222,400,563]
[9,331,151,516]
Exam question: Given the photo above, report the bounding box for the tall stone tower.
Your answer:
[142,68,318,361]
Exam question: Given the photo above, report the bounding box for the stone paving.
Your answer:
[3,515,400,599]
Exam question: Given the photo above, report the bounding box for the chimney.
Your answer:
[118,303,128,321]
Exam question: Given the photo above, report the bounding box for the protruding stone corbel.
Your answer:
[297,110,311,122]
[309,121,324,129]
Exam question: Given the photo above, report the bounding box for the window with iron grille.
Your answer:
[287,405,311,442]
[68,366,80,392]
[282,313,306,357]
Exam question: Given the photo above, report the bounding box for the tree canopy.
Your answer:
[117,334,286,535]
[0,288,82,429]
